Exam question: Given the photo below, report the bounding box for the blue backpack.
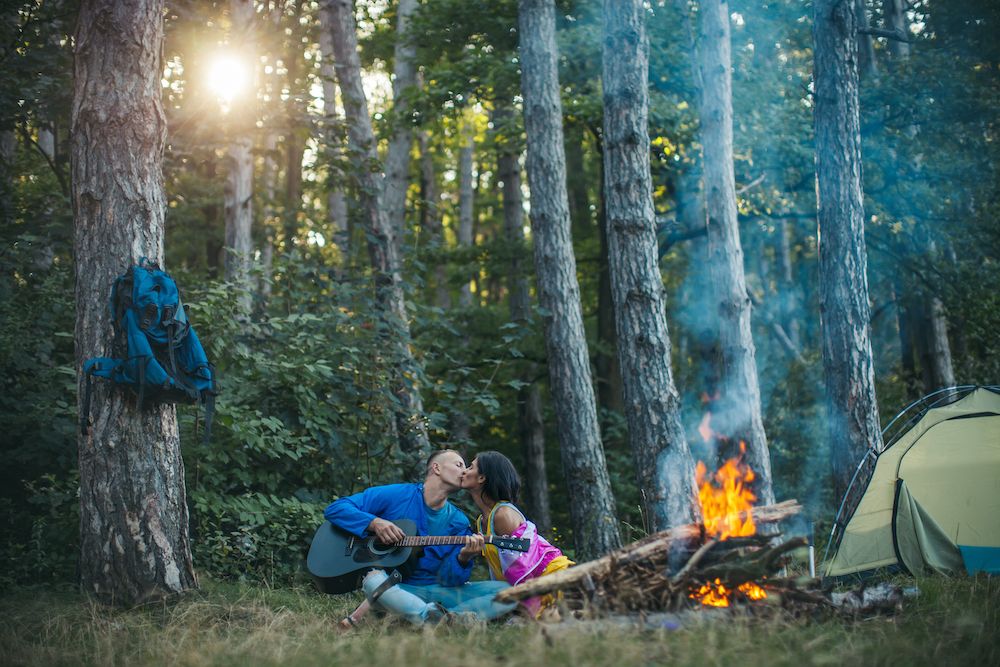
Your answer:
[82,260,217,441]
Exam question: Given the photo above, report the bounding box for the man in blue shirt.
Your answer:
[325,449,516,626]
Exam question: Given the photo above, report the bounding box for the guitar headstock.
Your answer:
[489,536,531,552]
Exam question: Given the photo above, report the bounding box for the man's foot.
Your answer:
[337,615,359,632]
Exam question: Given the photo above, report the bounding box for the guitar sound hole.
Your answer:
[367,538,395,556]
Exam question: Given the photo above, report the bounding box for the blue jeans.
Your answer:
[362,569,516,625]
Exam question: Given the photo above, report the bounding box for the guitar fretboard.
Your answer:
[395,535,500,547]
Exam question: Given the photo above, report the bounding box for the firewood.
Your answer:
[495,500,802,603]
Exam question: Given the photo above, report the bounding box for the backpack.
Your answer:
[81,259,217,441]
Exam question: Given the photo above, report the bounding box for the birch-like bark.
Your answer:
[519,0,621,558]
[603,0,698,530]
[813,0,884,499]
[73,0,196,605]
[696,0,774,505]
[324,0,430,469]
[383,0,420,253]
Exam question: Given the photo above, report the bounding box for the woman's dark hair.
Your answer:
[477,450,521,504]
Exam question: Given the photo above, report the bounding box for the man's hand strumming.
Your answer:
[368,517,406,545]
[457,533,485,565]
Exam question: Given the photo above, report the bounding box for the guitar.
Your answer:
[307,518,531,594]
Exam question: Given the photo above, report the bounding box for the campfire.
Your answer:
[689,441,768,607]
[495,413,907,620]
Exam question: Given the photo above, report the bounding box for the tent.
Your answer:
[824,386,1000,578]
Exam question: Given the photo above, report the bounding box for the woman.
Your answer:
[461,450,573,617]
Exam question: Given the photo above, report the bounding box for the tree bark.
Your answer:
[383,0,420,254]
[457,127,476,308]
[497,124,552,532]
[602,0,698,530]
[260,131,278,300]
[222,0,256,315]
[73,0,196,605]
[0,129,15,224]
[317,2,349,254]
[855,0,879,80]
[883,0,910,59]
[813,0,884,499]
[696,0,775,505]
[519,0,621,559]
[418,130,451,309]
[596,154,625,417]
[323,0,430,470]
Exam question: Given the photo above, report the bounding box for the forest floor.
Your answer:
[1,574,997,667]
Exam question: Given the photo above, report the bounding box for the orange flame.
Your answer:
[695,441,757,540]
[690,579,768,607]
[691,413,767,606]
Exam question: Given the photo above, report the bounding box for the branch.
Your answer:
[17,125,69,199]
[858,27,913,43]
[736,173,766,197]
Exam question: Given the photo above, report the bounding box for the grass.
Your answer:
[1,575,997,667]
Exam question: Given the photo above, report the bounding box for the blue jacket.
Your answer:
[323,483,474,587]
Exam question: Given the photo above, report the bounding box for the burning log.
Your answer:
[494,499,802,605]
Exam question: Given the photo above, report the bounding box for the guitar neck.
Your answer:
[395,535,500,547]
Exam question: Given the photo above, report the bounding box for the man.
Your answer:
[324,449,516,626]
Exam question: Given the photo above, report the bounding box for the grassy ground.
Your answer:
[1,575,997,667]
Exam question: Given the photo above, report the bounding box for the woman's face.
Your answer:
[461,457,486,491]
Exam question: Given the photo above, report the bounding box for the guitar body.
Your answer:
[307,519,418,594]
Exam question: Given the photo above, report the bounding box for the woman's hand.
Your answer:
[457,533,486,565]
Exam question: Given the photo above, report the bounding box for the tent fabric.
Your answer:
[893,479,964,576]
[825,387,1000,577]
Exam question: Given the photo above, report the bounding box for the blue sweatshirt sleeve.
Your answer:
[433,510,475,586]
[323,484,406,537]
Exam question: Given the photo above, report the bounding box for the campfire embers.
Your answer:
[689,441,769,607]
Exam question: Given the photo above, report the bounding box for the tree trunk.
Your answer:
[884,0,910,59]
[317,2,349,254]
[457,128,475,308]
[855,0,879,79]
[383,0,419,254]
[260,131,278,300]
[918,293,955,392]
[0,129,15,224]
[324,0,430,470]
[602,0,698,530]
[775,216,800,350]
[73,0,196,605]
[283,46,304,248]
[596,154,625,417]
[813,0,884,499]
[498,129,552,532]
[696,0,775,505]
[565,123,590,237]
[419,130,451,309]
[519,0,621,559]
[223,0,255,314]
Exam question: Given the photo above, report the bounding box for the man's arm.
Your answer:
[323,484,407,539]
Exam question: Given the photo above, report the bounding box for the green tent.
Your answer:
[825,386,1000,577]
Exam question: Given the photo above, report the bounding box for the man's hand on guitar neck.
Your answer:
[368,517,407,545]
[457,533,485,566]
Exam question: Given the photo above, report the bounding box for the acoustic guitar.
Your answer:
[306,518,530,594]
